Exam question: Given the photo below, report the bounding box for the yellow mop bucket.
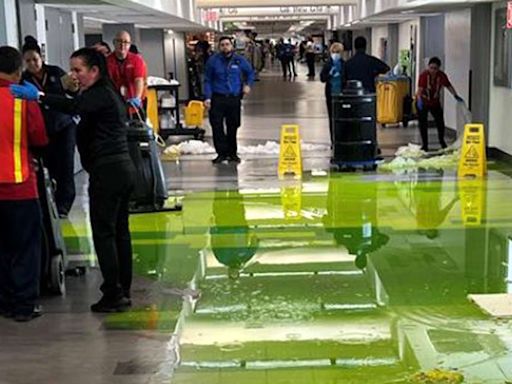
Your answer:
[184,100,205,128]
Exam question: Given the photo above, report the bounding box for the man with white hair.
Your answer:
[106,30,147,112]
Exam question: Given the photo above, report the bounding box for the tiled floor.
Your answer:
[1,62,509,384]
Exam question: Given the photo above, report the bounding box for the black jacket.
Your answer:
[42,79,130,172]
[320,58,345,99]
[22,64,76,136]
[345,51,390,93]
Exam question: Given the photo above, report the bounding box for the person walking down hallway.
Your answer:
[11,48,137,313]
[276,38,289,78]
[0,46,48,322]
[305,38,316,78]
[320,42,345,147]
[21,36,78,218]
[416,57,463,152]
[345,37,390,93]
[286,39,297,78]
[204,36,255,164]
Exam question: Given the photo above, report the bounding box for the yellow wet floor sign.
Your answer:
[278,125,302,179]
[281,182,302,220]
[458,124,486,178]
[459,179,486,226]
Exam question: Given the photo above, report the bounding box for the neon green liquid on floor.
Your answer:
[63,170,512,383]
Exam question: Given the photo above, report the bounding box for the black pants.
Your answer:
[287,58,297,76]
[418,103,447,151]
[306,53,316,77]
[326,95,334,147]
[45,125,76,215]
[0,199,41,315]
[280,58,289,77]
[209,95,242,157]
[89,159,136,300]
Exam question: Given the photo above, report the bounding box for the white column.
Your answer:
[0,0,19,47]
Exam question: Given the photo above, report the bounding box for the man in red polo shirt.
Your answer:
[106,31,147,112]
[416,56,462,152]
[0,46,47,322]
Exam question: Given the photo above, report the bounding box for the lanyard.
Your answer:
[31,70,47,91]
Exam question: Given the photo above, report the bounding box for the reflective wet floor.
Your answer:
[1,64,510,384]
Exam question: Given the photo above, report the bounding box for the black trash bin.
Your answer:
[331,80,377,170]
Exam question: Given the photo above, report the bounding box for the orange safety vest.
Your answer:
[0,88,30,184]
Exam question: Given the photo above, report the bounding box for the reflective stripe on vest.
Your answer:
[13,99,23,183]
[0,88,29,184]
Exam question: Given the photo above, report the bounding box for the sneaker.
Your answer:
[90,297,131,313]
[13,305,42,322]
[211,155,227,165]
[228,155,241,164]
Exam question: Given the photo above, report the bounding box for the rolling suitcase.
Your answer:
[36,159,67,295]
[127,115,169,212]
[376,76,409,126]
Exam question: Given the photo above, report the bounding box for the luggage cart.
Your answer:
[148,84,205,141]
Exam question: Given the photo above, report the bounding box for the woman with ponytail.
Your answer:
[21,36,78,217]
[11,47,136,313]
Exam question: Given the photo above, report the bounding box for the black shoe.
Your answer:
[91,297,131,313]
[440,142,448,149]
[13,305,42,322]
[228,155,241,164]
[212,155,227,164]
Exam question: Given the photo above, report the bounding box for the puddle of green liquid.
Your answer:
[64,170,512,383]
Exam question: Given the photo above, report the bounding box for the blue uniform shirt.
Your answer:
[204,52,255,100]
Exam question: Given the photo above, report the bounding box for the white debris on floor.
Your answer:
[162,140,330,159]
[382,101,472,172]
[468,294,512,318]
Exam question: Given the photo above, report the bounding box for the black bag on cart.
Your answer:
[36,159,67,295]
[127,117,169,211]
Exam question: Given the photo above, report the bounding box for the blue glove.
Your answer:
[10,81,40,101]
[416,97,424,111]
[454,95,464,103]
[127,97,142,109]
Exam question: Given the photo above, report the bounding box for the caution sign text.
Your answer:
[278,125,302,179]
[458,124,486,178]
[459,179,486,226]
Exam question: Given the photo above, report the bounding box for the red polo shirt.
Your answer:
[418,70,452,107]
[0,79,47,200]
[106,52,147,101]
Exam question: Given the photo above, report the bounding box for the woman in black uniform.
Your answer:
[21,36,78,217]
[11,48,136,313]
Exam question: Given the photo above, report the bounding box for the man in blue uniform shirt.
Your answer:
[204,36,255,164]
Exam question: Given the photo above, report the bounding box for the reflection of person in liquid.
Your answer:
[210,190,258,280]
[414,169,459,239]
[323,177,389,270]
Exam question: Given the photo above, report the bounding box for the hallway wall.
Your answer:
[444,9,471,131]
[371,26,388,61]
[489,1,512,155]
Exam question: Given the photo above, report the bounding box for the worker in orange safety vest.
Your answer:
[0,46,48,322]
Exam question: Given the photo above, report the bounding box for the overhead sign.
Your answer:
[508,1,512,29]
[458,124,487,178]
[278,125,302,179]
[203,9,219,22]
[217,6,337,17]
